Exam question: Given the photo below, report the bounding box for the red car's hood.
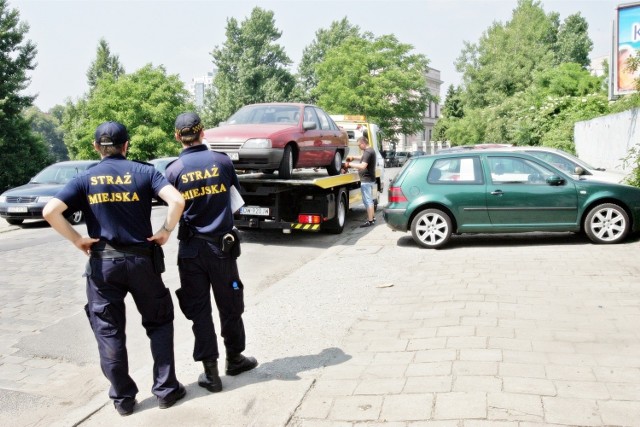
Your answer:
[204,124,297,142]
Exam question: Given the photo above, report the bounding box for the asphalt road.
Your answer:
[0,168,399,427]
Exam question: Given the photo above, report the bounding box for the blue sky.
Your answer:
[10,0,621,111]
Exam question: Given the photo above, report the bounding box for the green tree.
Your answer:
[442,85,464,118]
[441,111,488,145]
[441,63,607,148]
[440,0,604,152]
[202,7,295,126]
[25,106,68,161]
[531,62,602,97]
[49,104,66,124]
[0,0,51,190]
[63,39,125,160]
[609,93,640,114]
[86,38,125,91]
[296,18,361,103]
[456,0,558,108]
[554,13,592,67]
[314,34,431,138]
[64,64,193,161]
[434,85,464,142]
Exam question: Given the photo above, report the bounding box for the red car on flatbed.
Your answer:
[203,103,348,179]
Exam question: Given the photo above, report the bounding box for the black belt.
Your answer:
[91,244,153,259]
[91,250,135,259]
[192,234,223,246]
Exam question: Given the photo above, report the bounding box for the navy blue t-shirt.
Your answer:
[55,155,170,246]
[165,144,239,236]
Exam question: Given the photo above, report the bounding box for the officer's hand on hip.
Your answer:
[74,237,100,256]
[147,228,172,246]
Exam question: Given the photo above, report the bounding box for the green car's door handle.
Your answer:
[490,190,503,195]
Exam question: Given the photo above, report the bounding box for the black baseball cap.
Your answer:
[94,121,129,146]
[175,112,203,136]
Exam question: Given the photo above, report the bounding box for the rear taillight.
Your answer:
[388,186,408,203]
[298,214,321,224]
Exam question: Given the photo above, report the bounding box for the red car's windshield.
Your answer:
[226,105,300,125]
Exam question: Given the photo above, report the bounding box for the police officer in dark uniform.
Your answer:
[43,121,186,416]
[166,112,257,393]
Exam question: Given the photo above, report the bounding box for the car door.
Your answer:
[428,156,490,228]
[313,107,340,164]
[296,106,324,167]
[484,155,579,228]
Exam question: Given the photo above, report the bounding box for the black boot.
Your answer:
[198,360,222,392]
[158,383,186,409]
[225,353,258,376]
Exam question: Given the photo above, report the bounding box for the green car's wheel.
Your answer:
[584,203,629,244]
[410,208,452,249]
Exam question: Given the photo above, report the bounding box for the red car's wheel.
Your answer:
[278,145,293,179]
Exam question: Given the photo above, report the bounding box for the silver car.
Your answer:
[0,160,98,226]
[497,147,626,183]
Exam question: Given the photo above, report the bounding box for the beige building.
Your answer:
[394,67,443,153]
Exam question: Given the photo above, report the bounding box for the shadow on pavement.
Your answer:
[9,220,50,229]
[252,347,352,381]
[394,231,640,249]
[124,347,353,412]
[221,347,351,391]
[238,208,376,249]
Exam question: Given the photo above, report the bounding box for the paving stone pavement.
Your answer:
[2,216,640,426]
[286,227,640,426]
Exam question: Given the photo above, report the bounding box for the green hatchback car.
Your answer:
[383,150,640,249]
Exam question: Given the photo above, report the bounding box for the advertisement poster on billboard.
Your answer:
[614,2,640,96]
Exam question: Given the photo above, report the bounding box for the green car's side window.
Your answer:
[488,156,556,184]
[429,157,483,184]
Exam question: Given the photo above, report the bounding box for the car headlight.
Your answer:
[37,196,54,203]
[0,196,6,203]
[242,138,272,149]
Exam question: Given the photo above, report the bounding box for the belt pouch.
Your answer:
[230,228,241,258]
[152,245,166,274]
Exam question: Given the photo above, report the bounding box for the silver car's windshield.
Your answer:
[526,150,598,174]
[31,165,86,184]
[226,105,300,125]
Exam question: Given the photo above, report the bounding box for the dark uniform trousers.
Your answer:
[175,238,246,362]
[84,254,178,405]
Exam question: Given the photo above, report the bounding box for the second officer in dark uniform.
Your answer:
[166,112,257,393]
[43,121,186,416]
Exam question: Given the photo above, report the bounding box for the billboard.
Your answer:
[613,2,640,96]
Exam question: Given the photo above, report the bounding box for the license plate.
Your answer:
[240,206,269,216]
[8,206,28,213]
[227,152,239,161]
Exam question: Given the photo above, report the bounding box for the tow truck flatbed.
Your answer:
[235,169,380,234]
[234,115,385,234]
[237,170,361,188]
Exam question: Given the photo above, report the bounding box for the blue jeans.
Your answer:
[360,182,375,208]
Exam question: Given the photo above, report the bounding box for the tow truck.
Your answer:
[234,115,385,234]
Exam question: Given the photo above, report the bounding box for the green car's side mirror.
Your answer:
[546,175,565,186]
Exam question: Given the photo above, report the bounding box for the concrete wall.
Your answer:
[574,108,639,174]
